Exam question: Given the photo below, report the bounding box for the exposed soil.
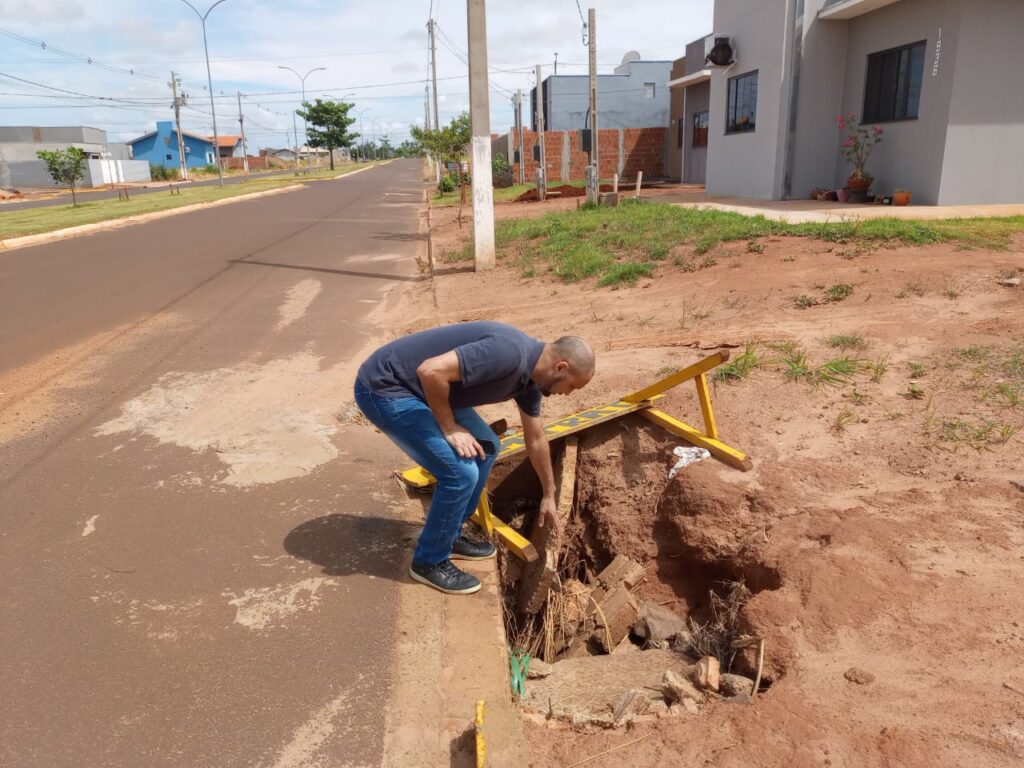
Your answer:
[399,207,1024,766]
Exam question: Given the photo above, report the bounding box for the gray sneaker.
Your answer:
[409,560,481,595]
[450,535,497,561]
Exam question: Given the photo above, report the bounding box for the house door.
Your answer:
[685,110,708,185]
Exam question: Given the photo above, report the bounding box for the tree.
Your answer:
[296,99,358,170]
[379,136,393,159]
[411,112,471,170]
[36,146,87,205]
[396,138,423,158]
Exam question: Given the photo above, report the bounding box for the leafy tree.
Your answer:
[379,136,393,159]
[296,99,358,170]
[411,112,471,170]
[36,146,87,205]
[396,138,423,158]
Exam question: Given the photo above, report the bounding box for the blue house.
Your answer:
[128,121,241,170]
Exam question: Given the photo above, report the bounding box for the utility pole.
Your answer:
[535,64,546,201]
[424,85,430,130]
[515,89,525,185]
[169,71,189,181]
[292,112,299,169]
[236,91,249,173]
[554,52,558,74]
[467,0,495,271]
[428,18,440,131]
[587,7,599,204]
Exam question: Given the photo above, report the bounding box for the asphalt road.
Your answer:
[0,159,426,766]
[0,164,340,211]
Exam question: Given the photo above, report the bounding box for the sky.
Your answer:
[0,0,714,150]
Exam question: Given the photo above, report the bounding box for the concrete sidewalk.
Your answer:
[653,185,1024,224]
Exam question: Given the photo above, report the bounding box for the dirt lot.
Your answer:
[399,196,1024,767]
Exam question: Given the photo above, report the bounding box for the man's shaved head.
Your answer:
[550,336,596,376]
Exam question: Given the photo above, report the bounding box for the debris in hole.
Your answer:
[634,600,688,647]
[662,669,702,704]
[693,655,721,692]
[720,672,757,698]
[668,445,711,479]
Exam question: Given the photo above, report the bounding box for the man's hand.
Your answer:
[445,428,485,459]
[536,495,560,535]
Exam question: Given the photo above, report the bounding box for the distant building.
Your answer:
[0,126,151,189]
[531,54,673,131]
[666,38,712,185]
[127,121,242,169]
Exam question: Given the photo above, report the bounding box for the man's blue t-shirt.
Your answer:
[357,321,546,417]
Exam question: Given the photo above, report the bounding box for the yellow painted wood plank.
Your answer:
[621,351,731,404]
[641,408,752,472]
[470,508,539,562]
[695,372,719,440]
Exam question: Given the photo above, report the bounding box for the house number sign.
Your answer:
[932,28,942,77]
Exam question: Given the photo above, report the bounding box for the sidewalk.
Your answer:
[652,185,1024,223]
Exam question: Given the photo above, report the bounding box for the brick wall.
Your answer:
[508,127,665,183]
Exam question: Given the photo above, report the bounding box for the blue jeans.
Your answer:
[354,379,498,565]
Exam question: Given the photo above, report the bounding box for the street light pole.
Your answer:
[278,65,326,173]
[180,0,230,187]
[356,107,372,163]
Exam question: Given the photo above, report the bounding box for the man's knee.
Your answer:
[437,459,479,493]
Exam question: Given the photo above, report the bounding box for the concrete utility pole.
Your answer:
[236,91,249,173]
[169,71,189,181]
[428,18,440,131]
[292,112,299,169]
[515,89,525,185]
[535,64,546,201]
[587,7,599,204]
[467,0,495,271]
[424,85,430,130]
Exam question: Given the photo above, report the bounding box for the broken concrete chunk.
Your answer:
[997,276,1021,287]
[692,656,721,692]
[662,669,703,703]
[591,585,640,652]
[612,688,650,725]
[719,673,756,697]
[634,601,687,646]
[669,629,694,653]
[595,554,645,591]
[648,698,670,716]
[527,659,553,680]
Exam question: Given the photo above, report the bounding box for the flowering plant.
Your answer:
[837,113,883,180]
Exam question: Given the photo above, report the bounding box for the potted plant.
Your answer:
[836,188,850,203]
[893,187,912,206]
[837,113,883,193]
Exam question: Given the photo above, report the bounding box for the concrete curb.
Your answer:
[0,183,305,253]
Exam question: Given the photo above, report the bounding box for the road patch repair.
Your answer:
[399,352,775,736]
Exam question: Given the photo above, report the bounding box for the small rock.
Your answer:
[647,698,669,716]
[692,656,721,692]
[997,277,1021,287]
[669,629,694,652]
[662,669,703,703]
[719,673,756,697]
[1011,480,1024,493]
[634,601,687,646]
[844,667,876,685]
[682,698,700,715]
[612,688,650,725]
[527,659,553,679]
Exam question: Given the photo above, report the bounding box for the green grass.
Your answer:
[494,200,1024,286]
[430,180,588,207]
[715,343,761,382]
[826,283,854,302]
[598,260,655,286]
[824,334,868,351]
[0,164,375,239]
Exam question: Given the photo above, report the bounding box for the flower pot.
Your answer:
[893,191,911,206]
[848,190,868,204]
[836,188,850,203]
[846,175,871,192]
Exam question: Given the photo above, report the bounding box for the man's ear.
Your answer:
[555,360,570,374]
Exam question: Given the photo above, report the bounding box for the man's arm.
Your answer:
[417,351,485,459]
[520,408,560,533]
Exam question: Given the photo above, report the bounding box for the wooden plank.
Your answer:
[470,507,538,562]
[695,372,719,440]
[399,397,655,489]
[518,438,578,614]
[640,408,753,472]
[621,351,730,404]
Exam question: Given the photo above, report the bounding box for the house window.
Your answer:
[693,111,709,147]
[644,82,656,98]
[166,154,173,160]
[863,40,926,122]
[726,71,758,134]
